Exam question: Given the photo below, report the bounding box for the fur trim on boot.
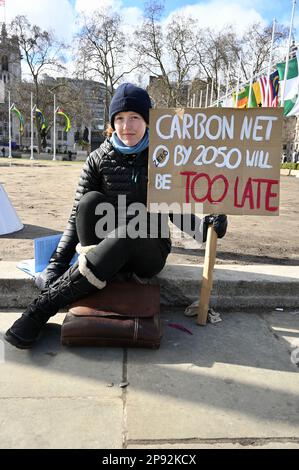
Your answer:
[78,253,106,290]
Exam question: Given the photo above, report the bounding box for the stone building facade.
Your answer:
[20,76,106,154]
[148,75,208,108]
[0,23,21,85]
[0,23,106,154]
[0,23,22,148]
[282,116,299,161]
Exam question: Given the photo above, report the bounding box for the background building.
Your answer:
[0,23,106,156]
[0,23,21,150]
[20,76,106,155]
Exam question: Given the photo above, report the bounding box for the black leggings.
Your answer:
[76,191,169,282]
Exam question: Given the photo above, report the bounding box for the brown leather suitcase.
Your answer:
[61,281,162,349]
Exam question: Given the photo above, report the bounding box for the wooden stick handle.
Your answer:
[197,225,218,326]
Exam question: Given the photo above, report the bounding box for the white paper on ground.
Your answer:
[16,259,37,277]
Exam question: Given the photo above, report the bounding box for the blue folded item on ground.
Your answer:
[17,234,78,277]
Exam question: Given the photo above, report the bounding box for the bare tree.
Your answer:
[135,1,201,106]
[137,3,289,106]
[165,15,198,105]
[75,10,140,123]
[134,0,173,106]
[195,28,237,82]
[9,15,67,152]
[240,22,288,80]
[193,27,240,99]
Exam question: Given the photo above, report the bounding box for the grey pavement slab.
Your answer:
[126,309,299,445]
[1,309,299,449]
[0,313,123,398]
[0,312,124,449]
[1,398,123,449]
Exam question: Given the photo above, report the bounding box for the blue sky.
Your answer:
[4,0,298,46]
[4,0,297,81]
[98,0,296,25]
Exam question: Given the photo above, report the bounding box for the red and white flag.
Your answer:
[0,0,5,7]
[258,74,279,107]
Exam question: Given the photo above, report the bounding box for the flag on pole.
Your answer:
[56,107,71,132]
[0,1,5,6]
[233,85,249,108]
[277,51,299,115]
[269,70,279,107]
[258,71,279,107]
[11,105,24,135]
[35,108,47,130]
[249,81,263,107]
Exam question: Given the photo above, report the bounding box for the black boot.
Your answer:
[5,260,105,349]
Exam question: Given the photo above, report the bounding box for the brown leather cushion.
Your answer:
[61,281,162,349]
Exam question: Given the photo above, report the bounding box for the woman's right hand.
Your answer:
[35,261,68,290]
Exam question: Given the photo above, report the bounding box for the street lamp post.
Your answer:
[30,92,36,161]
[8,91,12,159]
[53,93,57,161]
[48,89,57,161]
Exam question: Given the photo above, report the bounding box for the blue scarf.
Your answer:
[110,128,149,155]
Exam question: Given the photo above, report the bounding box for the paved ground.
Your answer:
[0,308,298,449]
[0,158,299,266]
[1,157,299,450]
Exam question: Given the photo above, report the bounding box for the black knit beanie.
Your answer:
[109,83,152,129]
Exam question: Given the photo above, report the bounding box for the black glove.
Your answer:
[203,214,228,243]
[34,260,69,290]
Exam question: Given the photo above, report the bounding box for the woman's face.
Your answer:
[114,111,147,147]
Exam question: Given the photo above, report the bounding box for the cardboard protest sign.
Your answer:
[147,107,283,215]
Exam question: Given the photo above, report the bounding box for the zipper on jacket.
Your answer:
[131,166,138,183]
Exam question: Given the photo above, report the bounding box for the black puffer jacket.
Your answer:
[50,139,171,265]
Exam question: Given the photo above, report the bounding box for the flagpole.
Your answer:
[217,76,221,107]
[248,61,254,107]
[30,92,35,161]
[8,90,12,158]
[205,83,209,107]
[199,89,203,107]
[235,55,242,108]
[210,78,214,106]
[225,64,230,106]
[53,94,57,161]
[266,18,276,106]
[281,0,297,106]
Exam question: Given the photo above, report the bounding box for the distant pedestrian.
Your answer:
[1,147,5,158]
[68,150,72,161]
[292,150,297,163]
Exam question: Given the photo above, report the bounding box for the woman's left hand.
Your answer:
[203,214,228,242]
